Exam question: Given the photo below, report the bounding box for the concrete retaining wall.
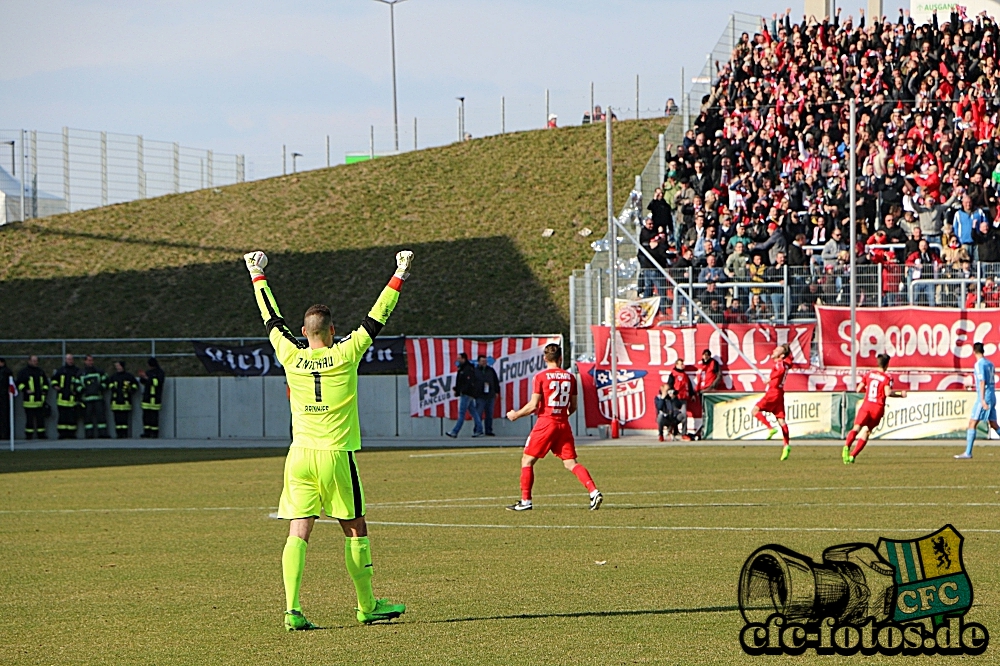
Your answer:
[9,375,592,441]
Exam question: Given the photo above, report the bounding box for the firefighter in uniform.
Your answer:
[139,357,165,438]
[80,355,109,439]
[16,355,49,439]
[0,358,12,441]
[51,353,82,439]
[108,361,138,439]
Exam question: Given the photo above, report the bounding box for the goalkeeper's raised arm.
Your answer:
[339,249,413,365]
[244,249,413,366]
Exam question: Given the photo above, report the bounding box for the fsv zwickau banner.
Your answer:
[817,306,1000,370]
[406,336,561,419]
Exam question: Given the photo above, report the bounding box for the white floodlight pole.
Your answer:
[373,0,408,152]
[606,107,619,435]
[849,98,858,390]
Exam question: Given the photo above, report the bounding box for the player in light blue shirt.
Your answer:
[957,342,1000,459]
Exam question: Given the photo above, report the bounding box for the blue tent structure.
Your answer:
[0,166,67,224]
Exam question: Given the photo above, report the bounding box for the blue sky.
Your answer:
[3,0,906,178]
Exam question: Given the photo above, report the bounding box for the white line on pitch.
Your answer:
[265,513,1000,534]
[370,484,1000,506]
[318,519,1000,534]
[0,506,274,515]
[366,501,1000,510]
[409,450,516,458]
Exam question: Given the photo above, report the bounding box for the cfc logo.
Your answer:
[738,525,988,656]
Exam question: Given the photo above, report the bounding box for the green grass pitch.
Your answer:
[2,444,999,665]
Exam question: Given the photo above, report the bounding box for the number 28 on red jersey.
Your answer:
[533,369,576,420]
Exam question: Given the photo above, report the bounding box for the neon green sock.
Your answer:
[282,536,307,612]
[345,536,375,613]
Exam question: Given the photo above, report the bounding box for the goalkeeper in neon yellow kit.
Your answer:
[243,249,412,630]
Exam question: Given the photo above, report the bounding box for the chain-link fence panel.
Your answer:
[0,128,244,222]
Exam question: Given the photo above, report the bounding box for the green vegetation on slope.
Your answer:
[0,119,667,341]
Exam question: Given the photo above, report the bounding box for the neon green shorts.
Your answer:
[277,447,366,521]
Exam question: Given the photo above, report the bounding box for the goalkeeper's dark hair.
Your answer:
[877,353,891,370]
[303,304,332,336]
[543,343,562,363]
[974,342,986,355]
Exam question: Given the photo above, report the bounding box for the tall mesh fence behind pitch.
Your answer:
[0,128,244,222]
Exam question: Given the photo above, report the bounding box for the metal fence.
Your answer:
[0,337,265,379]
[0,128,245,223]
[685,12,763,120]
[637,12,764,219]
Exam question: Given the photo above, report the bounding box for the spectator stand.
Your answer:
[570,8,1000,363]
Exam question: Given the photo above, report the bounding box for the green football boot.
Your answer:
[846,455,855,465]
[284,609,317,631]
[780,444,791,461]
[842,445,850,464]
[357,598,406,624]
[766,427,778,440]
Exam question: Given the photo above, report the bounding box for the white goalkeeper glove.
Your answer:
[244,251,268,280]
[395,250,413,280]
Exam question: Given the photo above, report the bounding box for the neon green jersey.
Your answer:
[254,275,401,451]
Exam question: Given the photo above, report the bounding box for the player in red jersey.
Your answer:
[504,343,602,512]
[842,353,906,464]
[750,344,792,460]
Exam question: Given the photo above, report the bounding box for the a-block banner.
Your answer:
[579,324,814,429]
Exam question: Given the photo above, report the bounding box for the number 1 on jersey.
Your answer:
[311,372,323,402]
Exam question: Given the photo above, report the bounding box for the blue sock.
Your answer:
[965,429,976,457]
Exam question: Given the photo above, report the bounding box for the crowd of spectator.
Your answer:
[638,7,1000,319]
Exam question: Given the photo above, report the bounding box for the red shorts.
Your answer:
[755,392,785,420]
[854,403,885,431]
[524,419,577,460]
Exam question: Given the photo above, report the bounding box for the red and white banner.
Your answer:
[817,306,1000,370]
[591,324,814,372]
[406,336,561,418]
[580,324,815,429]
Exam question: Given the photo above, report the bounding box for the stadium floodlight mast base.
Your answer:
[372,0,407,152]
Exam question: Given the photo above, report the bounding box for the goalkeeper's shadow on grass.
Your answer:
[429,604,741,624]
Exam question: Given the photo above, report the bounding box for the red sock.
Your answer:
[850,438,868,458]
[780,424,789,445]
[755,411,771,428]
[520,466,534,500]
[571,464,597,493]
[845,429,857,450]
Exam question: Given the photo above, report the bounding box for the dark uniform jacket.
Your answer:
[80,367,108,403]
[16,366,49,408]
[51,365,82,408]
[141,367,166,410]
[108,372,138,411]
